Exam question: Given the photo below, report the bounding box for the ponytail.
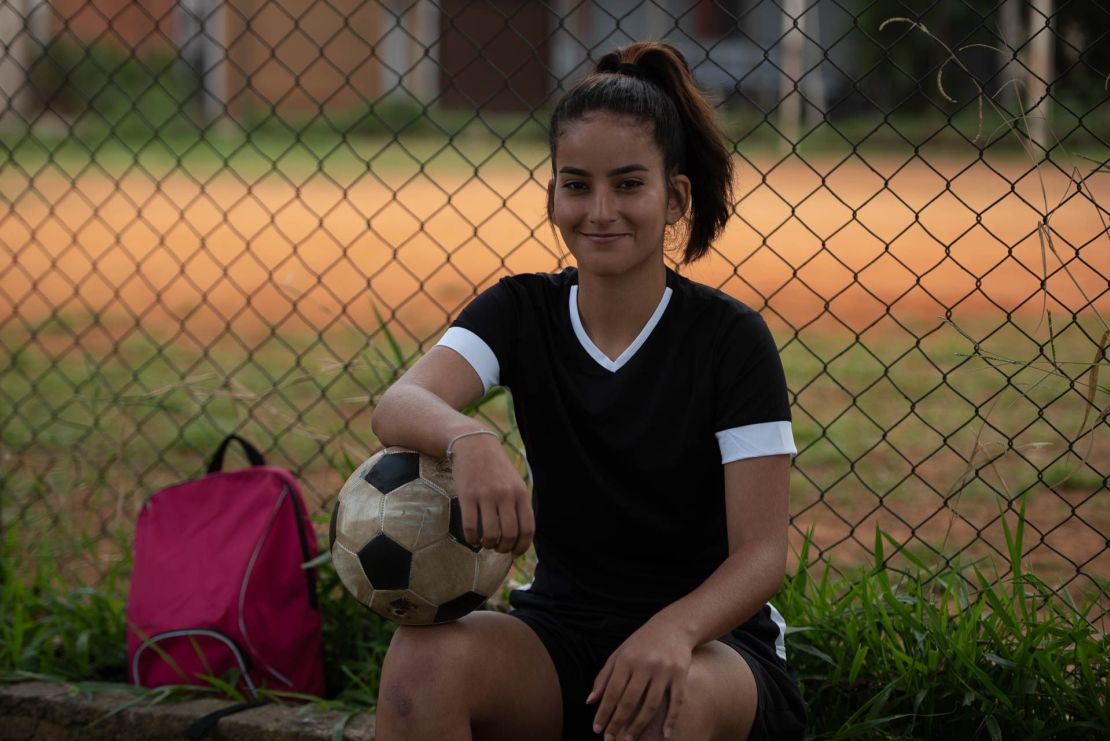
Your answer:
[548,42,734,264]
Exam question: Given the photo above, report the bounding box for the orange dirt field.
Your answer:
[3,154,1107,600]
[2,155,1108,341]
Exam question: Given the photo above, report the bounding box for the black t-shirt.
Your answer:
[437,267,795,653]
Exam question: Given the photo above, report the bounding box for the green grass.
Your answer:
[5,113,1106,186]
[0,124,554,184]
[773,312,1108,586]
[0,532,127,682]
[3,521,1106,738]
[778,524,1109,739]
[2,306,1105,588]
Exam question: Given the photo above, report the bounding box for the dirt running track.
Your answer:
[1,155,1108,340]
[3,155,1108,599]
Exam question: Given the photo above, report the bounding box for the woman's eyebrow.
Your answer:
[557,164,649,177]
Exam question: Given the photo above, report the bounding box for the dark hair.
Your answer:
[547,42,734,264]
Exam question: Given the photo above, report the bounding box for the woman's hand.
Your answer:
[587,616,696,740]
[450,433,534,556]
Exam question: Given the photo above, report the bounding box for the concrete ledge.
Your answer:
[0,682,375,741]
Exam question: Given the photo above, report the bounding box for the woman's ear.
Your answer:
[666,173,691,225]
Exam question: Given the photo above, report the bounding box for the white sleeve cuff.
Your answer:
[435,327,501,393]
[715,421,797,463]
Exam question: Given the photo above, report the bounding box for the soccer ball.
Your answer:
[329,447,514,625]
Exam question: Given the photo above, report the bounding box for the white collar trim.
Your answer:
[568,284,673,372]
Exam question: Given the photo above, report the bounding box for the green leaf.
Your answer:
[462,385,506,416]
[195,672,247,702]
[788,642,835,666]
[982,652,1016,670]
[303,551,333,569]
[371,304,405,369]
[986,714,1002,741]
[331,710,357,741]
[848,645,870,683]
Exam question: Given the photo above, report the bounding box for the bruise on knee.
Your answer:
[387,687,415,718]
[379,625,456,718]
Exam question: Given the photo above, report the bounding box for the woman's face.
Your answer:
[549,112,689,281]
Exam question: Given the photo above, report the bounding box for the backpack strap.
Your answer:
[207,435,266,474]
[183,700,267,739]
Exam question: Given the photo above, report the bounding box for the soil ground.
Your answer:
[2,154,1107,609]
[3,155,1108,338]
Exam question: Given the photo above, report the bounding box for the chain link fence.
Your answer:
[1,1,1107,623]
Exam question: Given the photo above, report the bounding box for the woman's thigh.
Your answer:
[636,640,758,741]
[696,640,759,741]
[376,610,563,741]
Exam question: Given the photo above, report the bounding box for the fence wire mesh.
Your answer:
[1,0,1107,623]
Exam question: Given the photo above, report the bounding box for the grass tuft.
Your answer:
[4,520,1105,737]
[779,525,1109,739]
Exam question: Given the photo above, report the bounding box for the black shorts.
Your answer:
[508,597,807,741]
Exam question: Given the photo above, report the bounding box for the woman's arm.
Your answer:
[587,453,791,739]
[370,346,535,556]
[651,453,791,642]
[371,346,487,452]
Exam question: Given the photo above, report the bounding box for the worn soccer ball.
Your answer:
[329,447,513,625]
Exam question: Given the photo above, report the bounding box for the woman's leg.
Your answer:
[617,641,758,741]
[375,611,563,741]
[632,638,807,741]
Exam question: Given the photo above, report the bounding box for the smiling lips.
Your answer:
[581,233,629,243]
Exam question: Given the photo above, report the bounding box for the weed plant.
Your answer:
[780,524,1108,740]
[3,522,1106,738]
[0,533,127,683]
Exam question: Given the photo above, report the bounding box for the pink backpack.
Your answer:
[126,435,325,698]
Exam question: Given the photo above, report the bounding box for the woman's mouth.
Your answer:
[581,233,628,244]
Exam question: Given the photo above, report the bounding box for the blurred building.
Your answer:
[14,0,407,123]
[5,0,853,121]
[440,0,851,113]
[1,0,50,125]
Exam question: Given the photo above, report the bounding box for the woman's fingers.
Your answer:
[449,434,531,552]
[586,655,614,705]
[590,660,628,735]
[662,677,686,739]
[602,673,650,740]
[479,498,501,549]
[495,501,518,553]
[512,495,535,555]
[622,679,667,740]
[460,496,482,547]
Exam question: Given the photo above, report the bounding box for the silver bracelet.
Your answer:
[445,429,499,462]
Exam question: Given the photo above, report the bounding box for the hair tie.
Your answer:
[615,62,644,79]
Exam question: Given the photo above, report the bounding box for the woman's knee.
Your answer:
[636,645,757,741]
[379,622,476,719]
[377,612,563,740]
[385,623,463,676]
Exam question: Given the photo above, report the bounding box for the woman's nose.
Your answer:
[587,189,617,224]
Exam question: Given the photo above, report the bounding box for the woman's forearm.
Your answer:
[651,537,786,649]
[369,346,490,456]
[368,350,533,554]
[370,382,489,457]
[652,453,792,647]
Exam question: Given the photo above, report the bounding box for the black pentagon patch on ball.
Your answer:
[448,497,482,553]
[434,591,487,623]
[364,451,420,494]
[358,534,412,590]
[328,499,340,550]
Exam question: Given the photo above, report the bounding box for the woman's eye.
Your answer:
[618,179,643,189]
[562,181,587,191]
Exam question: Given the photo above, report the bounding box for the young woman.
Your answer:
[369,41,806,741]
